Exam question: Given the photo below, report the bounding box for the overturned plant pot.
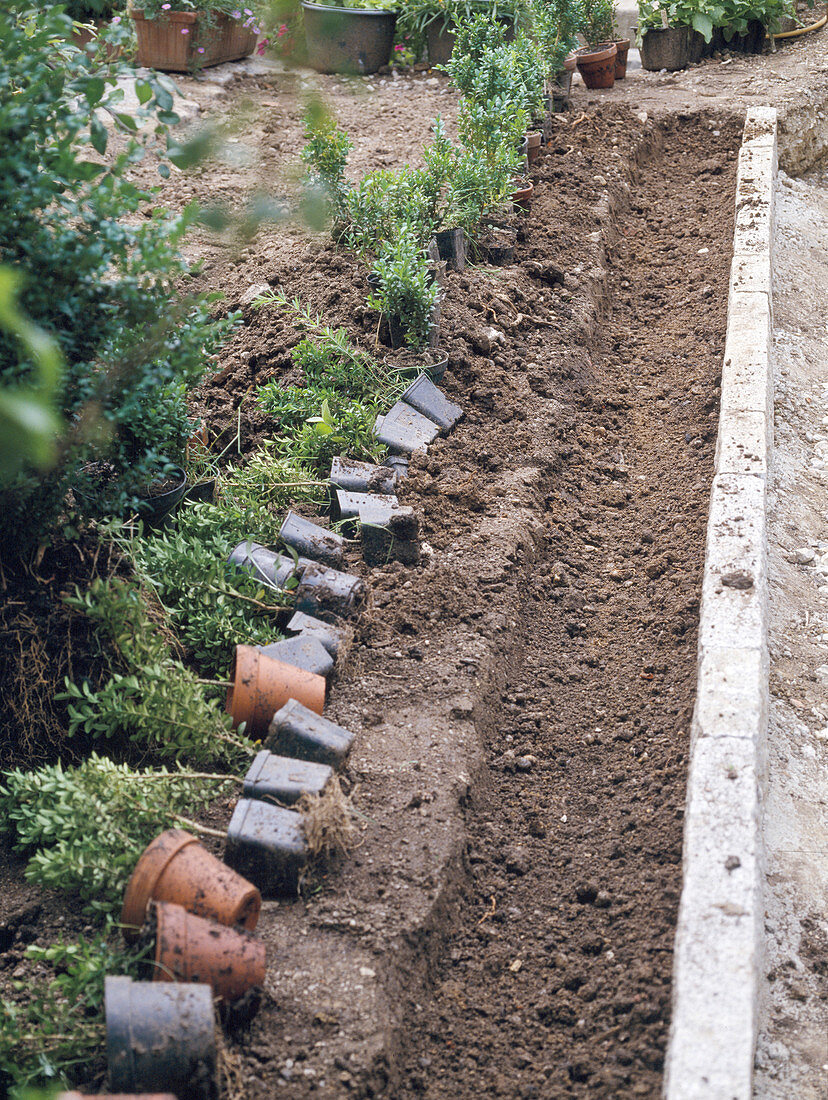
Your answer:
[434,227,466,272]
[257,634,335,679]
[524,131,543,166]
[384,453,410,480]
[330,455,397,496]
[293,561,368,620]
[400,374,463,432]
[121,829,261,943]
[334,488,399,526]
[575,42,617,88]
[148,900,266,1004]
[285,610,351,658]
[279,511,344,569]
[243,749,333,805]
[359,498,420,567]
[267,697,355,768]
[105,975,217,1100]
[227,540,309,589]
[374,401,441,455]
[225,798,308,895]
[226,644,326,737]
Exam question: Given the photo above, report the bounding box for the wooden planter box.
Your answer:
[131,9,257,71]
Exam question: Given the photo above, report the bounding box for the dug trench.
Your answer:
[232,109,741,1099]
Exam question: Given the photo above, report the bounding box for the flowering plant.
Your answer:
[136,0,264,29]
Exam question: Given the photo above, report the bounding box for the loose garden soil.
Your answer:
[0,60,742,1097]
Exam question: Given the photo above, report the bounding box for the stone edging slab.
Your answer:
[663,105,777,1100]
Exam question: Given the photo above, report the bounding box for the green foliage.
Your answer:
[579,0,615,43]
[0,4,237,549]
[400,0,525,36]
[0,754,232,918]
[0,926,143,1093]
[369,229,441,349]
[639,0,792,37]
[60,578,254,766]
[139,0,264,19]
[301,99,353,226]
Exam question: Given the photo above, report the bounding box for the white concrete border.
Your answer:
[663,106,777,1100]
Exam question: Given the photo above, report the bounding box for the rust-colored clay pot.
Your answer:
[575,42,617,89]
[525,130,542,166]
[121,829,261,942]
[226,644,326,737]
[511,180,535,211]
[614,37,631,79]
[150,901,266,1003]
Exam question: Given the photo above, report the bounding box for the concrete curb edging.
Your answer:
[663,106,777,1100]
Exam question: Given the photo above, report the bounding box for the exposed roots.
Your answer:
[298,776,360,860]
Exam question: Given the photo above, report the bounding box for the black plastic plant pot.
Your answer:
[280,510,344,569]
[639,26,689,71]
[286,610,350,658]
[374,401,441,455]
[359,498,420,567]
[330,455,397,496]
[227,540,310,590]
[294,561,367,619]
[434,228,466,272]
[266,697,355,768]
[257,635,335,679]
[301,1,397,75]
[184,478,217,505]
[334,488,399,524]
[727,19,765,52]
[243,749,333,806]
[105,975,217,1100]
[137,466,188,529]
[426,17,456,64]
[225,798,307,895]
[401,375,463,433]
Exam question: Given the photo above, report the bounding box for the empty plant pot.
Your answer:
[384,454,410,479]
[575,42,617,88]
[400,375,463,432]
[257,635,335,679]
[433,228,466,272]
[149,901,266,1003]
[121,829,261,942]
[105,975,217,1100]
[614,37,631,78]
[243,749,333,805]
[225,798,307,895]
[639,26,689,70]
[335,488,399,525]
[330,455,396,496]
[359,499,420,567]
[525,131,542,166]
[226,645,326,737]
[279,511,344,569]
[374,401,441,455]
[293,561,368,620]
[267,697,355,768]
[285,610,350,658]
[227,540,309,590]
[511,180,534,211]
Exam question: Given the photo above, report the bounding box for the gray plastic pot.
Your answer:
[359,498,420,567]
[105,975,216,1100]
[225,798,308,895]
[293,561,367,619]
[401,375,463,432]
[639,26,689,71]
[243,749,333,805]
[330,455,396,496]
[267,697,355,768]
[227,540,310,589]
[301,1,396,74]
[279,511,344,569]
[285,610,349,658]
[434,228,466,272]
[335,488,399,524]
[374,401,441,455]
[257,635,335,679]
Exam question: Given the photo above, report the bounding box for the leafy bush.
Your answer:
[0,754,231,917]
[579,0,615,43]
[0,4,238,550]
[369,229,441,349]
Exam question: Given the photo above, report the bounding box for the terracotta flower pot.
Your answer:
[511,180,535,211]
[576,42,617,89]
[130,9,257,72]
[226,644,326,737]
[525,130,543,166]
[614,37,631,78]
[121,829,261,942]
[150,901,266,1003]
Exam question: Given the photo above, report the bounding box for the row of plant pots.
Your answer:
[639,21,765,72]
[575,37,630,90]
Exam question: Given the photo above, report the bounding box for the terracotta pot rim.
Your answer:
[615,37,631,49]
[525,130,542,145]
[121,829,197,941]
[576,42,618,61]
[564,53,577,70]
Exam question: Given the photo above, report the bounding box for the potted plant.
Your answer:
[129,0,262,72]
[575,0,617,87]
[399,0,523,66]
[369,228,441,349]
[301,0,399,75]
[716,0,793,50]
[637,0,718,69]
